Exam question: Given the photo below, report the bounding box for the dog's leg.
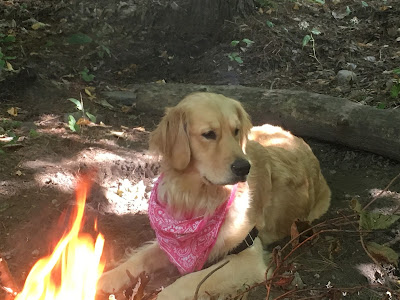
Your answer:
[97,241,170,293]
[158,238,268,300]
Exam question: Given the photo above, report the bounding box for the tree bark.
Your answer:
[104,83,400,161]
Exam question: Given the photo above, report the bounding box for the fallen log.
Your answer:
[104,83,400,161]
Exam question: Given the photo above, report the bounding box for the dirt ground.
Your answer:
[1,0,400,299]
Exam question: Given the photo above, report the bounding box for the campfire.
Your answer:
[1,173,105,300]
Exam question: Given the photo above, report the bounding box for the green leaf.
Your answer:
[234,56,243,64]
[230,40,240,47]
[0,149,5,155]
[29,129,39,138]
[302,35,311,46]
[314,0,325,4]
[4,56,16,60]
[393,68,400,75]
[242,38,254,47]
[68,115,80,132]
[360,211,400,230]
[82,73,94,82]
[391,84,400,98]
[361,1,368,7]
[346,6,351,15]
[266,20,274,28]
[68,98,83,111]
[85,112,96,123]
[80,69,95,82]
[3,35,16,43]
[350,198,362,213]
[366,242,398,266]
[311,28,321,35]
[67,33,92,45]
[377,102,386,109]
[0,59,5,70]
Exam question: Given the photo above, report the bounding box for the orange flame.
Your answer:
[15,174,105,300]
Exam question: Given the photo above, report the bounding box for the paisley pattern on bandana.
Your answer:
[148,175,237,274]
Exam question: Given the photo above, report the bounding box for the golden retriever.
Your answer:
[97,92,331,299]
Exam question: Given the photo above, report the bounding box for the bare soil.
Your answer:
[0,0,399,299]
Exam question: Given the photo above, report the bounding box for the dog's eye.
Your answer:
[234,128,240,136]
[202,130,216,140]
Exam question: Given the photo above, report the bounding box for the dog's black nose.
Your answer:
[231,159,251,177]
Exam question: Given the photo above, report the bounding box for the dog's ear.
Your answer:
[149,107,191,170]
[235,101,252,151]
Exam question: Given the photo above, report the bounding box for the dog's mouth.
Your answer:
[202,175,247,186]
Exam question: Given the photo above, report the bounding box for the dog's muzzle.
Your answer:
[231,158,251,181]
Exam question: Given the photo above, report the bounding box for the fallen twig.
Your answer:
[193,260,230,300]
[363,172,400,210]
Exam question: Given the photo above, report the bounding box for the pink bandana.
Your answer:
[148,175,237,274]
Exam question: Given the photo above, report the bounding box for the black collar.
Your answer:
[228,226,259,255]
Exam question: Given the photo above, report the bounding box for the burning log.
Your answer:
[0,256,19,299]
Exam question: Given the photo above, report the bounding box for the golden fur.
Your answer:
[97,92,331,299]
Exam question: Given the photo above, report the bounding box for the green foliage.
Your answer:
[351,199,399,266]
[1,119,21,130]
[376,102,386,109]
[29,129,39,138]
[0,34,16,70]
[67,33,93,45]
[228,52,243,64]
[85,112,96,123]
[360,211,399,230]
[302,35,312,47]
[391,68,400,98]
[68,98,83,110]
[266,20,275,28]
[361,1,368,7]
[366,242,399,266]
[97,44,111,58]
[68,115,80,133]
[67,98,97,133]
[228,38,254,65]
[80,68,95,82]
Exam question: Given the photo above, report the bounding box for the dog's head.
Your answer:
[150,92,252,185]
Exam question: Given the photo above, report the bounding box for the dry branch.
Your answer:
[105,83,400,161]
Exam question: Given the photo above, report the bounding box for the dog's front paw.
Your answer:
[96,266,131,294]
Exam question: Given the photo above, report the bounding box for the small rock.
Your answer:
[32,249,40,256]
[364,56,376,62]
[337,70,357,85]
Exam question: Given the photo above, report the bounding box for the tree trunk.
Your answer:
[188,0,256,31]
[104,83,400,162]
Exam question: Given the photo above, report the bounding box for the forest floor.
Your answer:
[0,0,399,299]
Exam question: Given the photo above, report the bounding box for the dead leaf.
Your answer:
[6,61,14,71]
[293,3,300,10]
[7,107,18,116]
[121,105,132,113]
[366,242,398,266]
[31,22,47,30]
[290,219,313,248]
[76,118,91,125]
[116,189,123,197]
[328,238,341,259]
[96,99,114,109]
[84,87,96,99]
[156,79,166,84]
[272,274,294,287]
[15,170,23,176]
